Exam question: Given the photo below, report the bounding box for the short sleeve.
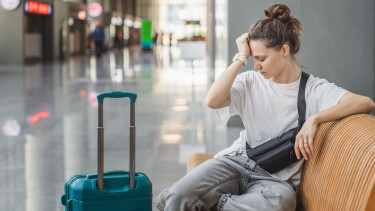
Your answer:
[216,72,249,124]
[308,77,348,112]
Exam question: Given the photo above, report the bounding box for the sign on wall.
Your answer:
[88,2,102,18]
[1,0,20,11]
[24,0,52,15]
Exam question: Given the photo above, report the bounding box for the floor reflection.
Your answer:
[0,45,239,211]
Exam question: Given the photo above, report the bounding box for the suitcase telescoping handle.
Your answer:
[96,91,137,190]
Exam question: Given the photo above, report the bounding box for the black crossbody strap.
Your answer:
[297,71,310,131]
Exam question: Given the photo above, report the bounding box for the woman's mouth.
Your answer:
[260,72,267,75]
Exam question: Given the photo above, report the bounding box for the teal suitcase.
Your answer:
[61,92,152,211]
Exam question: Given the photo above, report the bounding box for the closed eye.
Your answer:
[253,56,266,62]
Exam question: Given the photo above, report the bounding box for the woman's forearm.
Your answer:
[205,60,244,108]
[205,33,251,109]
[296,92,374,160]
[311,93,375,124]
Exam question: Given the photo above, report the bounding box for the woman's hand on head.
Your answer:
[294,115,319,161]
[236,33,251,59]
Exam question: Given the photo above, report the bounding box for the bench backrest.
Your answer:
[298,114,375,211]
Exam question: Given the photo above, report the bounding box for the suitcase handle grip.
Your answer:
[97,91,137,190]
[86,170,138,179]
[97,91,137,104]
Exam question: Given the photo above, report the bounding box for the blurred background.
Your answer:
[0,0,373,210]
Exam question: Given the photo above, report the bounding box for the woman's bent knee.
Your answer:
[158,157,241,210]
[161,184,200,210]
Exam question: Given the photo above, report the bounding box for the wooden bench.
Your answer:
[186,114,375,211]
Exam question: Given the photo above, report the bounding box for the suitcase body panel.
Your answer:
[62,171,152,211]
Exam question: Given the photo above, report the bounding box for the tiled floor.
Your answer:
[0,46,243,210]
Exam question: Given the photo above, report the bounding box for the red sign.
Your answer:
[25,1,52,15]
[88,2,102,18]
[29,111,50,126]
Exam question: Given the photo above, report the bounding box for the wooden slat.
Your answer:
[186,153,214,173]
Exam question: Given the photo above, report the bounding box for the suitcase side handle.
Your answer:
[97,91,137,190]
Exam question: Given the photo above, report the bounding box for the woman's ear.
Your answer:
[281,44,290,56]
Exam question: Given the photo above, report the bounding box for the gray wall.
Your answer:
[227,0,374,100]
[0,1,68,64]
[0,5,24,64]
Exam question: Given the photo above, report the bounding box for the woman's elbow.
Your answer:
[362,97,375,113]
[205,96,220,109]
[205,97,216,109]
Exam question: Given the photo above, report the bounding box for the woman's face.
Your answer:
[249,40,288,79]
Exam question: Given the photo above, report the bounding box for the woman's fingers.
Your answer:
[236,33,249,44]
[295,117,319,161]
[298,139,309,160]
[236,33,251,58]
[294,139,301,160]
[295,134,315,160]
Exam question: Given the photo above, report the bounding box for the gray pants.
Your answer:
[157,155,297,211]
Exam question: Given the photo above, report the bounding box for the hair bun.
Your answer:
[265,4,291,22]
[264,4,302,37]
[249,4,302,57]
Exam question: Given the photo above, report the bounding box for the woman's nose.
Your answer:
[254,61,261,70]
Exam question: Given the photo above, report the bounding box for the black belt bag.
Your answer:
[246,72,310,174]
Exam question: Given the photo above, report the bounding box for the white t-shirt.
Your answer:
[215,70,348,192]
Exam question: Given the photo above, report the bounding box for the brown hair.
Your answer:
[249,4,302,59]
